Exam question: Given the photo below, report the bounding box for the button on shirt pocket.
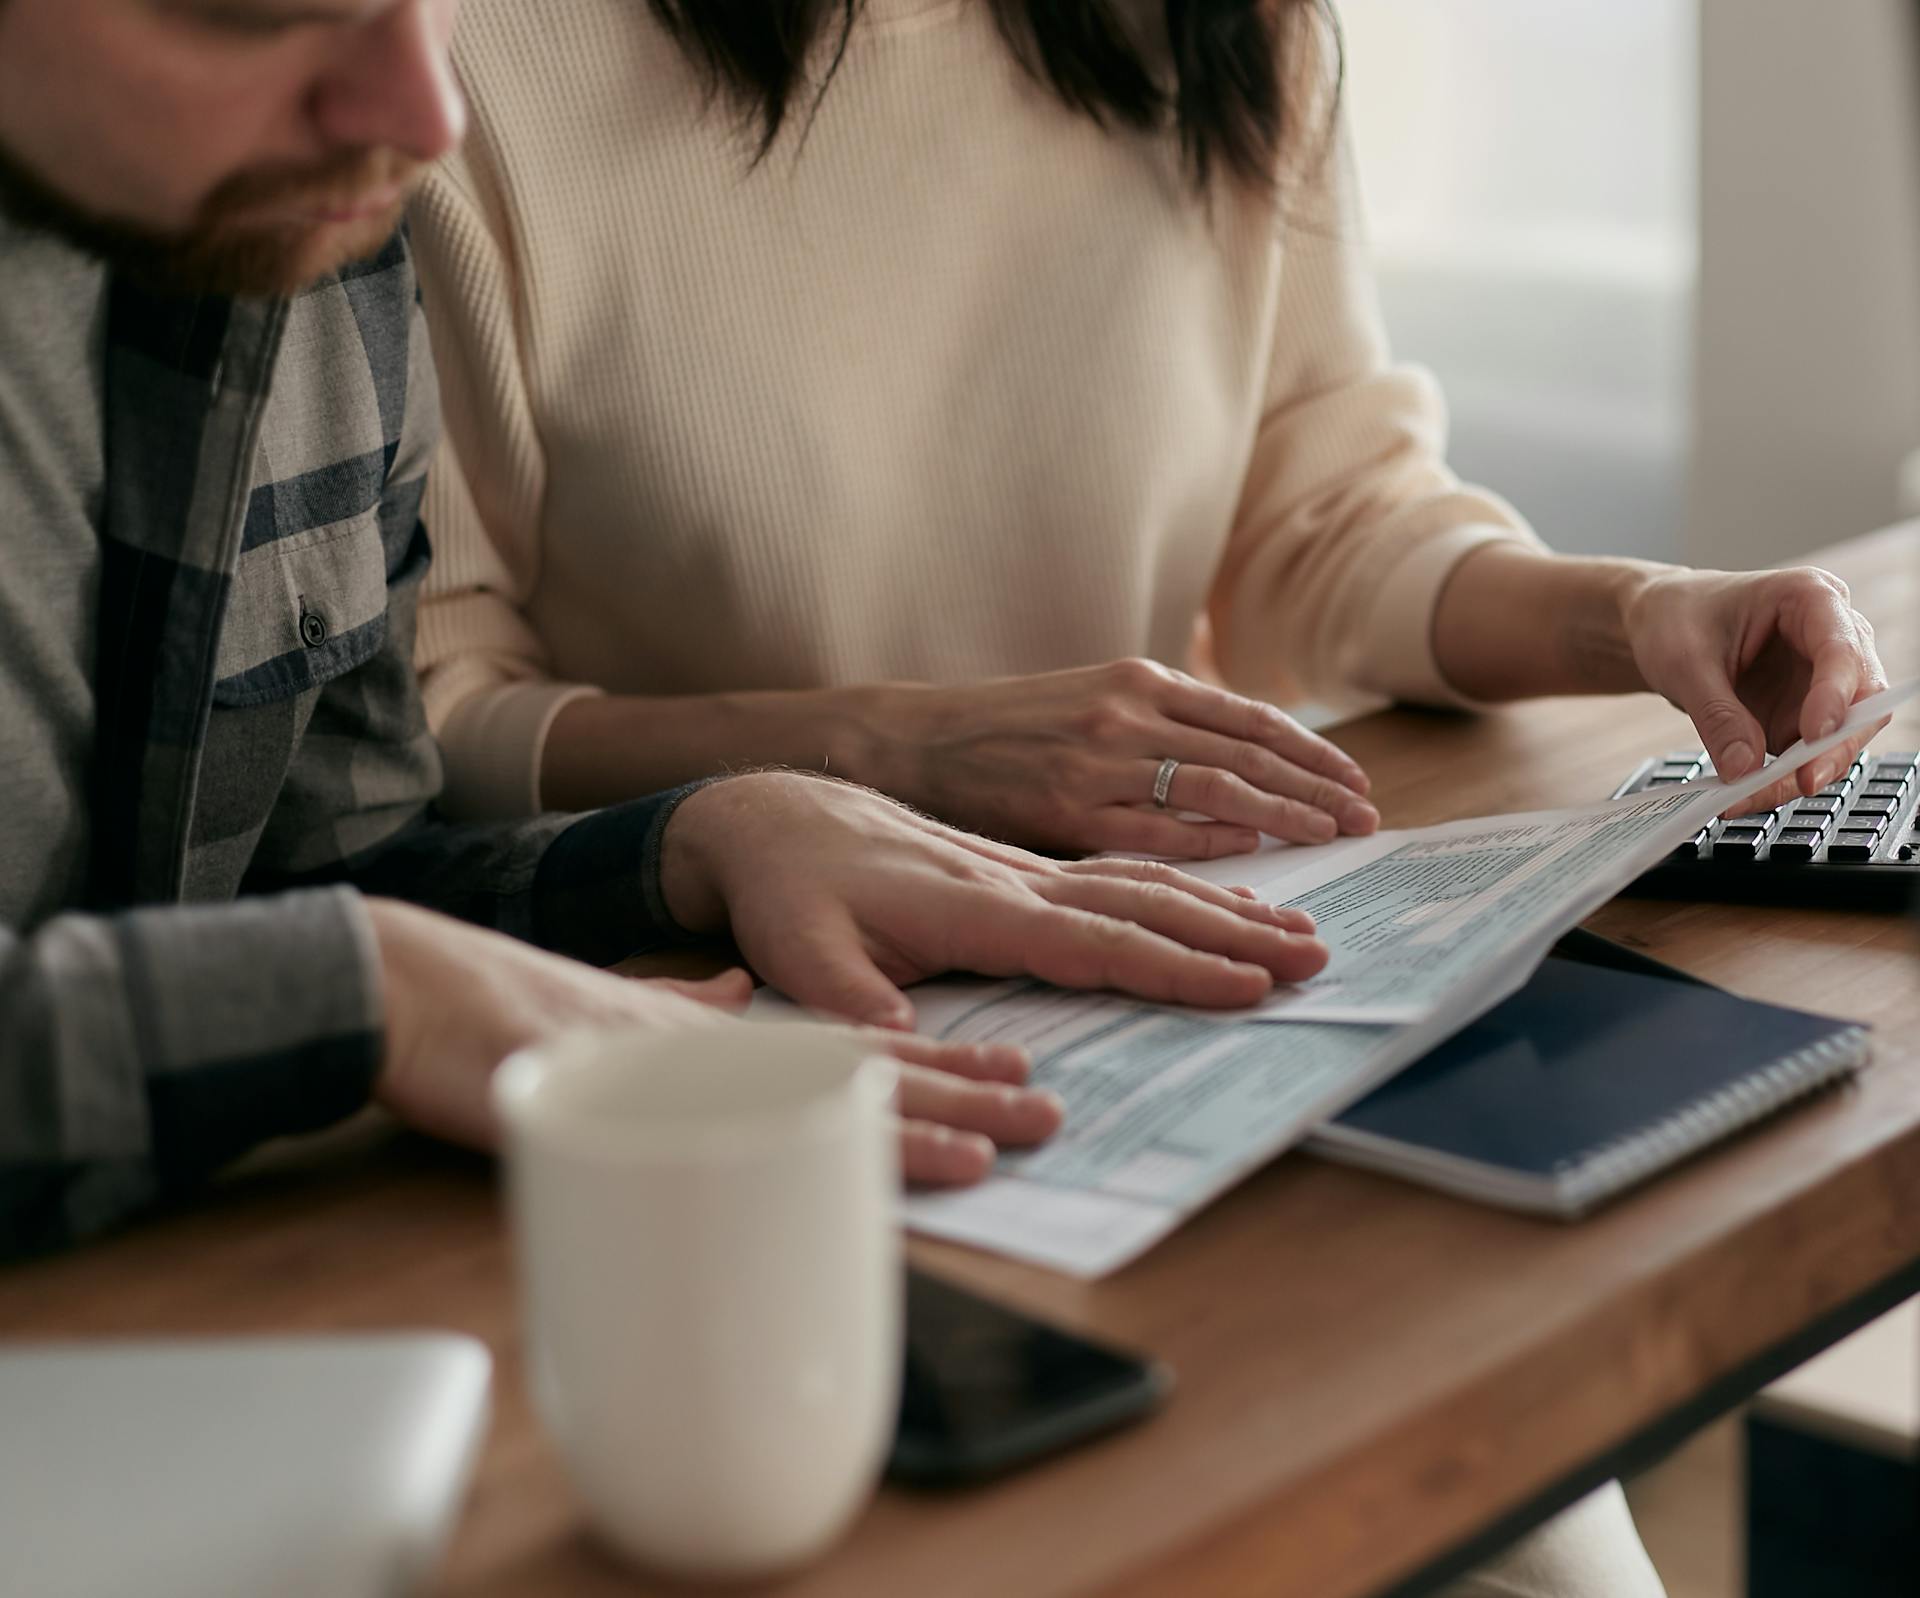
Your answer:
[212,521,389,705]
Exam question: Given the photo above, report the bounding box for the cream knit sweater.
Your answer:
[410,0,1541,819]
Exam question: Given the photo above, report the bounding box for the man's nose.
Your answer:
[309,1,467,165]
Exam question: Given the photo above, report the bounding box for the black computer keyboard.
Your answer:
[1613,748,1920,909]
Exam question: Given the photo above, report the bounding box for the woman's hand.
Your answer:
[544,661,1375,856]
[864,660,1377,857]
[1621,565,1888,812]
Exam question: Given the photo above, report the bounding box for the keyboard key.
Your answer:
[1769,829,1825,862]
[1846,799,1898,819]
[1817,778,1855,799]
[1662,750,1707,765]
[1789,796,1842,815]
[1668,828,1710,862]
[1645,775,1688,787]
[1713,831,1766,861]
[1653,760,1701,780]
[1862,780,1908,801]
[1828,830,1884,862]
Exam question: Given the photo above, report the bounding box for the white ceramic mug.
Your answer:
[493,1022,902,1582]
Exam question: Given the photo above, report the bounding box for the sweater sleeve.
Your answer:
[1207,123,1547,710]
[408,144,602,821]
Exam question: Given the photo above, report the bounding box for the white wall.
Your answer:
[1688,0,1920,569]
[1341,0,1698,562]
[1343,1,1920,571]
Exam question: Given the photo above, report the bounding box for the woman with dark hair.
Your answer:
[408,5,1879,1582]
[411,0,1878,858]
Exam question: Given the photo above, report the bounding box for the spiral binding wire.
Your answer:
[1561,1027,1872,1211]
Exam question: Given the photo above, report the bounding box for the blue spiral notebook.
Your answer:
[1308,951,1871,1218]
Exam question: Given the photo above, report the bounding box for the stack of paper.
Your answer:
[758,680,1916,1276]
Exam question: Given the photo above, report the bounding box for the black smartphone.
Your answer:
[888,1268,1172,1486]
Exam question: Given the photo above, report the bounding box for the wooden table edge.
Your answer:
[1095,1079,1920,1598]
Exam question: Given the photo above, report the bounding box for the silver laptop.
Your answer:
[0,1333,491,1598]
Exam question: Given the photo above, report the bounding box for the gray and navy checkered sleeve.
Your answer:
[0,888,382,1258]
[315,782,708,968]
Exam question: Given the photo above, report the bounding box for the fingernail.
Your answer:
[1287,938,1330,971]
[1720,741,1754,777]
[1343,800,1379,833]
[1816,711,1843,740]
[974,1045,1023,1078]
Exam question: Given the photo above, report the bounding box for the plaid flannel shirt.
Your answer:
[1,231,696,1258]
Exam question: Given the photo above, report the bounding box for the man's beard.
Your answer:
[0,141,421,297]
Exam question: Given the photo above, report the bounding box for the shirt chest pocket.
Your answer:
[211,518,391,706]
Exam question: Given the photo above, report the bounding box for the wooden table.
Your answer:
[3,525,1916,1598]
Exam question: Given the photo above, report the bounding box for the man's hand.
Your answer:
[658,773,1329,1030]
[1622,565,1889,813]
[364,900,1061,1185]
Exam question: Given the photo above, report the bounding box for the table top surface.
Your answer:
[2,524,1916,1598]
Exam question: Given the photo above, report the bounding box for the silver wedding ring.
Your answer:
[1152,756,1180,809]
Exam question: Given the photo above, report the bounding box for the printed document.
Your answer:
[1183,674,1919,1024]
[754,963,1552,1275]
[1189,788,1704,1023]
[752,678,1917,1276]
[897,972,1544,1275]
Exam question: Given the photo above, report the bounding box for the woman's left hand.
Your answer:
[1621,564,1888,812]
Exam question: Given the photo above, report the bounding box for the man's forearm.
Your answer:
[302,787,716,970]
[1430,542,1667,703]
[0,890,383,1258]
